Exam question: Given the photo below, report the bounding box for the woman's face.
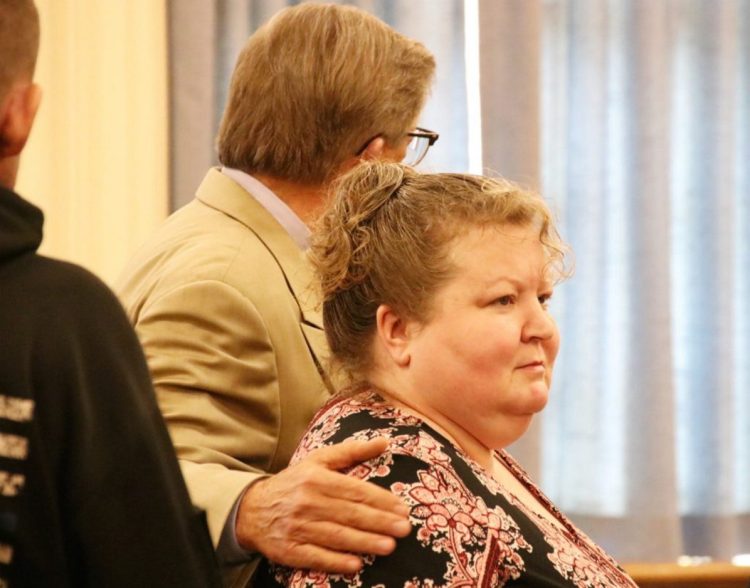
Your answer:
[403,224,560,451]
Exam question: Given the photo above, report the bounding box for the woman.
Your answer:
[257,162,637,587]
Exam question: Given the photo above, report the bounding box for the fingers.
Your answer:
[237,481,406,571]
[246,504,403,572]
[314,468,410,519]
[267,541,363,575]
[298,495,410,546]
[306,441,411,518]
[262,465,411,538]
[307,519,400,555]
[235,443,414,572]
[286,472,412,539]
[276,515,400,558]
[237,484,369,573]
[308,436,390,470]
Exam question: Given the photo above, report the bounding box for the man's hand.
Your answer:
[235,437,411,574]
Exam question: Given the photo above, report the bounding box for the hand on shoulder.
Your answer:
[235,437,411,573]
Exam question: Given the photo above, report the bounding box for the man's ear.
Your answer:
[0,82,42,158]
[375,304,415,367]
[359,136,386,161]
[334,136,387,177]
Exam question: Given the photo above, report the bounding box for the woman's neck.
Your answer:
[368,377,497,471]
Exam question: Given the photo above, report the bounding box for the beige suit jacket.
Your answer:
[116,169,332,584]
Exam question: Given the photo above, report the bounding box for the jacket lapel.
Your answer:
[194,168,324,330]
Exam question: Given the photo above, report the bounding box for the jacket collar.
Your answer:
[195,168,323,329]
[0,186,44,265]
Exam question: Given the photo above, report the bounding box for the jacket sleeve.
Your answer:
[132,279,284,546]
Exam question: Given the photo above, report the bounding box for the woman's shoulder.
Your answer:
[291,388,454,468]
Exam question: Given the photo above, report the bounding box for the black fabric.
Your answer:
[0,188,42,264]
[0,186,221,587]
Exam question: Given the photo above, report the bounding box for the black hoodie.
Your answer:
[0,186,220,587]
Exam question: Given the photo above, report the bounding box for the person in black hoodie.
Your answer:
[0,1,221,586]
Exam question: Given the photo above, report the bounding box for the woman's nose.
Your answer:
[522,301,557,342]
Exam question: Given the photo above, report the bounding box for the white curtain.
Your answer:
[168,0,750,562]
[494,0,750,562]
[17,0,169,284]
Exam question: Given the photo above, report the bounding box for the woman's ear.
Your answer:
[375,304,414,367]
[0,82,42,158]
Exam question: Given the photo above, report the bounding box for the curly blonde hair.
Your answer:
[310,162,571,381]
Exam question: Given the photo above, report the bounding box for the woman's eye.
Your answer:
[495,295,515,306]
[538,293,553,307]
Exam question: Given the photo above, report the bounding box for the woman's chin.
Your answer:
[527,384,550,413]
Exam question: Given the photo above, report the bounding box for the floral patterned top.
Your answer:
[255,390,637,588]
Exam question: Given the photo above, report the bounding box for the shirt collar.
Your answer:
[221,167,311,250]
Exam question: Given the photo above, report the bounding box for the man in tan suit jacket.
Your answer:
[117,4,437,585]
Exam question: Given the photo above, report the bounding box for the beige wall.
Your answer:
[16,0,169,285]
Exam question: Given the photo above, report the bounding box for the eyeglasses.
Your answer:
[355,127,440,166]
[403,127,439,166]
